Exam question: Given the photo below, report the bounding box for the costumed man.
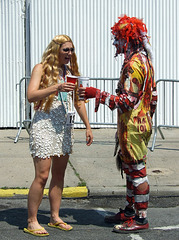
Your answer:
[79,15,157,233]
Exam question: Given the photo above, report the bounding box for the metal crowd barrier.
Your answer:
[15,77,179,147]
[151,79,179,151]
[14,77,119,142]
[14,77,31,143]
[75,78,119,126]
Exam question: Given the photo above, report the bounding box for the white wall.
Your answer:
[0,0,25,127]
[29,0,179,127]
[1,0,179,127]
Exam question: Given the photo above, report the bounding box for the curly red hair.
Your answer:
[111,15,149,54]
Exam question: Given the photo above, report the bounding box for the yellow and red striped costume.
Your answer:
[87,50,157,212]
[95,50,157,163]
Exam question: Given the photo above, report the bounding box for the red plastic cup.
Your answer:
[67,75,78,84]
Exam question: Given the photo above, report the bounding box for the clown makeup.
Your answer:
[113,37,125,56]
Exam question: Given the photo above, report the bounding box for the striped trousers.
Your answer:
[122,161,149,216]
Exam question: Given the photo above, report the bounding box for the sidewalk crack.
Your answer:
[68,160,86,187]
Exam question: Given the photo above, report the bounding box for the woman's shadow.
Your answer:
[0,207,114,230]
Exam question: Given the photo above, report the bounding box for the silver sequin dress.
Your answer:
[29,74,74,159]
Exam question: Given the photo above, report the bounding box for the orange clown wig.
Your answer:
[111,15,152,60]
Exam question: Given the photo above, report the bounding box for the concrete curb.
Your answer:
[0,186,88,198]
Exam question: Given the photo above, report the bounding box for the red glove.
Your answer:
[85,87,98,99]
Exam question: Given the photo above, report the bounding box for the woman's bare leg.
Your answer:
[48,154,72,230]
[27,157,51,234]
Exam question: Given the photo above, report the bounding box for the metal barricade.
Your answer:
[75,78,119,126]
[151,79,179,151]
[14,77,31,143]
[14,77,119,142]
[15,77,179,146]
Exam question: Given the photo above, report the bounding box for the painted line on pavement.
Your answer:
[129,225,179,240]
[152,224,179,230]
[0,186,88,198]
[130,234,144,240]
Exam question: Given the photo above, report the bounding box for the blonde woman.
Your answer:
[24,35,93,237]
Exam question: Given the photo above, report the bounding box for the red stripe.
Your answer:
[123,165,146,178]
[127,180,134,190]
[95,89,101,112]
[109,95,115,109]
[123,168,130,175]
[130,167,147,178]
[100,91,110,104]
[126,195,135,204]
[135,202,148,210]
[134,185,149,195]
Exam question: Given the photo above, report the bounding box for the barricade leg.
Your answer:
[14,125,23,143]
[158,126,165,139]
[151,131,157,152]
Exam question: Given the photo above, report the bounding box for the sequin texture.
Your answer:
[29,94,74,159]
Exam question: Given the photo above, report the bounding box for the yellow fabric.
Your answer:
[118,52,155,163]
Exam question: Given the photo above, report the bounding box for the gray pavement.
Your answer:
[0,127,179,197]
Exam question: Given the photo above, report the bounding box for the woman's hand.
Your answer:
[86,128,93,146]
[58,82,75,92]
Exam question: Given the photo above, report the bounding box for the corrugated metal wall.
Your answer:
[1,0,179,128]
[0,0,25,127]
[29,0,179,128]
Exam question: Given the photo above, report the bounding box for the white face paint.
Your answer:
[113,39,119,46]
[113,38,125,55]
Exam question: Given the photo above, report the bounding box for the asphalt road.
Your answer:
[0,196,179,240]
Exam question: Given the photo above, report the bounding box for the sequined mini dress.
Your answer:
[29,72,74,159]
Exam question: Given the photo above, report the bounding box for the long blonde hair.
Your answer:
[34,35,80,112]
